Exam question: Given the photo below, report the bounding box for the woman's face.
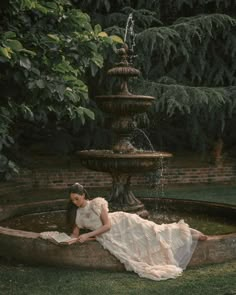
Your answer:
[70,193,85,208]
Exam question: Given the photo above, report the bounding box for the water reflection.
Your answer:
[1,209,236,236]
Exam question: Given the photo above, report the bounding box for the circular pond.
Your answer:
[1,203,236,236]
[0,198,235,269]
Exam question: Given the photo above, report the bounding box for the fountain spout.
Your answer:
[108,44,140,96]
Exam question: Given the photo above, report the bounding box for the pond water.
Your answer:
[1,209,236,235]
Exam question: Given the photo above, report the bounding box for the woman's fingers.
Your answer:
[78,234,87,243]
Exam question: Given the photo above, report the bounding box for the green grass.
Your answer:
[0,260,236,295]
[163,183,236,205]
[0,183,236,294]
[132,183,236,205]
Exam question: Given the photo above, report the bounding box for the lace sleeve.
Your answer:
[91,197,109,216]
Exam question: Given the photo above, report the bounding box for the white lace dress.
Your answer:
[75,197,198,281]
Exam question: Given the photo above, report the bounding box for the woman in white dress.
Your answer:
[67,182,207,281]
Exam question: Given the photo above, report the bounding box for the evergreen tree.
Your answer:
[75,0,236,160]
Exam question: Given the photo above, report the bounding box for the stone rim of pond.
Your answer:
[0,198,235,269]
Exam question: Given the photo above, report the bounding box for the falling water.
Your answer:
[131,128,167,211]
[147,155,166,211]
[154,156,166,211]
[132,128,155,151]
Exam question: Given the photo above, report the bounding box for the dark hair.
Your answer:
[66,183,89,231]
[69,182,89,197]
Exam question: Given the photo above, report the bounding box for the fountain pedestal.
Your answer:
[108,173,148,217]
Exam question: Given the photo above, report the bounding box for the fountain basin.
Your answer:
[0,198,235,269]
[78,150,172,173]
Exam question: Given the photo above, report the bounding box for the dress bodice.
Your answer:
[75,197,108,230]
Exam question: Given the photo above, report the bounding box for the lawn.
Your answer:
[0,259,236,295]
[0,183,236,295]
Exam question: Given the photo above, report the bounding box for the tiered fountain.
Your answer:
[78,43,172,216]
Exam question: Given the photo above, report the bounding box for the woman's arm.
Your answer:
[77,207,111,243]
[71,225,80,238]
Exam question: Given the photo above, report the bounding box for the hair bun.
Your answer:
[75,182,83,188]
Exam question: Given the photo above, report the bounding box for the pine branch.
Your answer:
[132,78,235,119]
[121,7,162,29]
[135,14,236,84]
[131,78,236,149]
[137,13,236,59]
[170,0,234,10]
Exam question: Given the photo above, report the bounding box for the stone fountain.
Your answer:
[78,43,172,216]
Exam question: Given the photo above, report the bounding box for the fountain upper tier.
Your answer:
[91,45,158,153]
[95,94,154,115]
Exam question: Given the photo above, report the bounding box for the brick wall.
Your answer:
[165,166,236,184]
[0,164,235,196]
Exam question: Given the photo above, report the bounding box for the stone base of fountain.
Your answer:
[0,198,235,270]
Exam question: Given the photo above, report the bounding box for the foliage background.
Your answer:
[0,0,119,179]
[76,0,236,155]
[0,0,236,179]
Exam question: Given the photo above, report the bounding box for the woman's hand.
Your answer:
[77,233,91,243]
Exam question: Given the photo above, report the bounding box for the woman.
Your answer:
[67,182,207,281]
